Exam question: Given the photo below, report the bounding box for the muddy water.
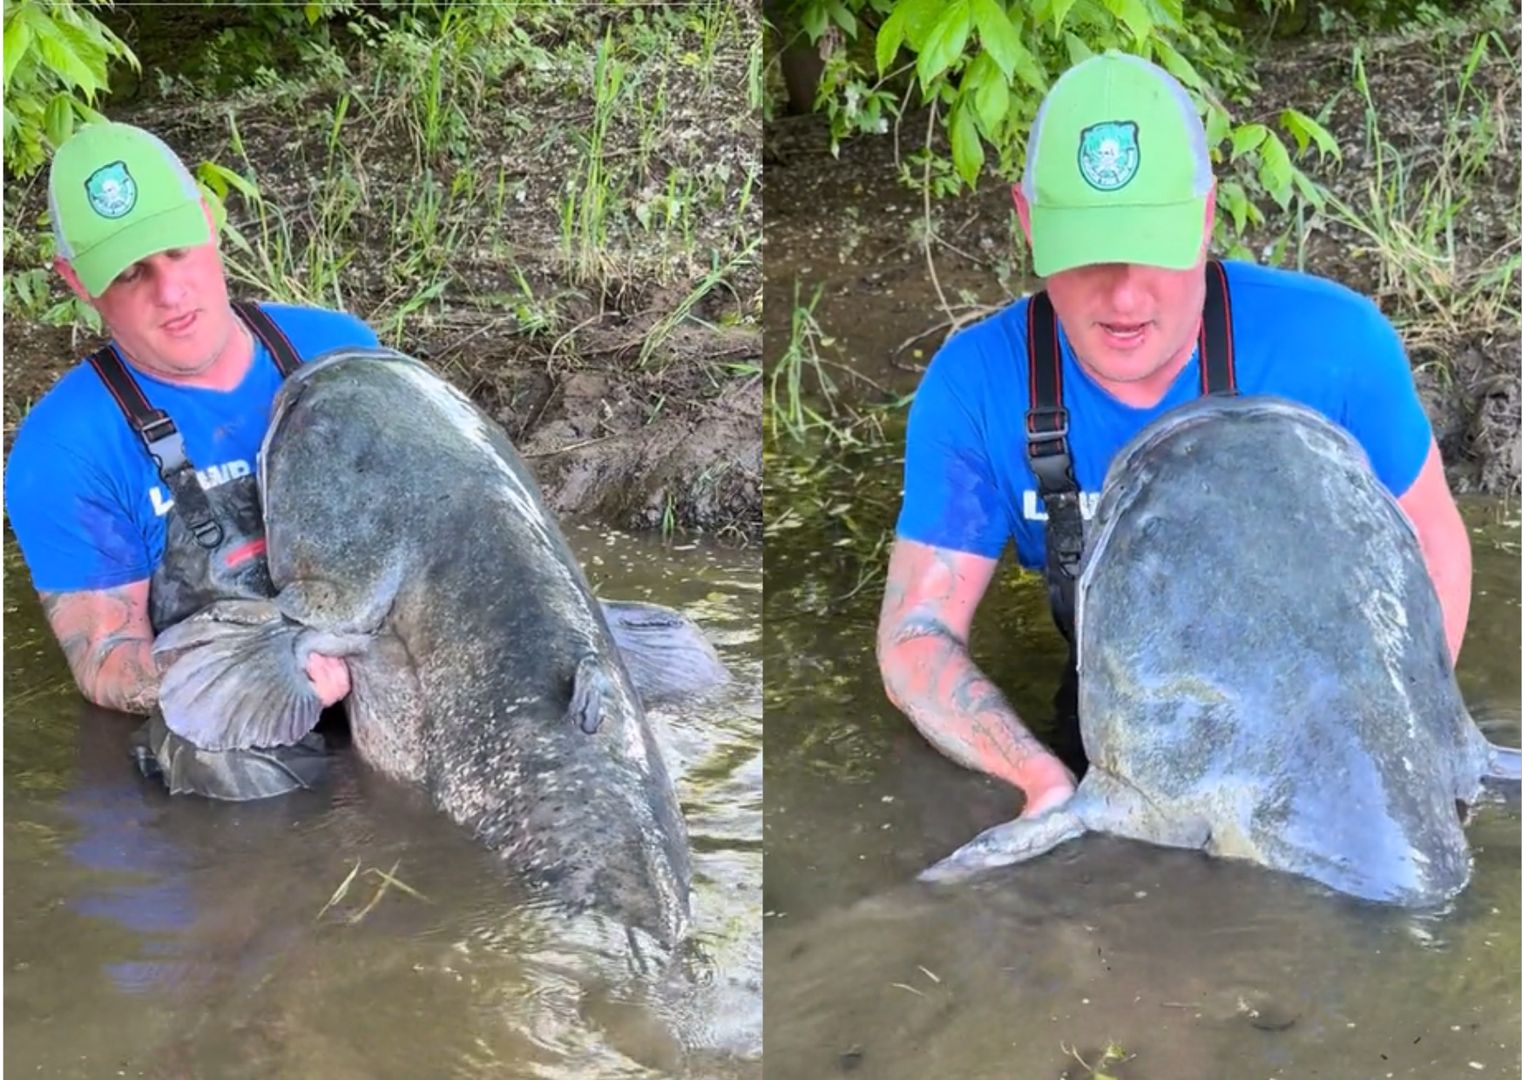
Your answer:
[762,435,1520,1080]
[3,527,760,1080]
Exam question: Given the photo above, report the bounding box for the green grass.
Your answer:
[640,236,761,372]
[1321,30,1521,361]
[767,281,909,449]
[7,5,760,366]
[562,30,627,286]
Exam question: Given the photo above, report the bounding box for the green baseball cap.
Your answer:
[48,122,211,297]
[1021,51,1213,276]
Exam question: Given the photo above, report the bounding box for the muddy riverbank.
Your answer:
[3,7,762,539]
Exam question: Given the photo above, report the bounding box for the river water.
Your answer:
[762,437,1519,1080]
[4,527,761,1080]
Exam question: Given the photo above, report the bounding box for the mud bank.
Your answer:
[3,7,762,539]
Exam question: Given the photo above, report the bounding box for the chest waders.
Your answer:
[1015,260,1237,769]
[93,302,329,800]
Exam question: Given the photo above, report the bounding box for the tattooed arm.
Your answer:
[39,579,159,714]
[876,537,1076,816]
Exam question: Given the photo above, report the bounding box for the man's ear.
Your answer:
[55,257,94,303]
[1011,184,1034,247]
[199,199,221,249]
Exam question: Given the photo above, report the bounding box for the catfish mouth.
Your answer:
[259,345,423,514]
[271,344,419,409]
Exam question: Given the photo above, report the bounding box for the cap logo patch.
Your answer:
[1077,121,1139,191]
[85,161,137,219]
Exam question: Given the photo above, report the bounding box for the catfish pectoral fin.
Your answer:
[568,653,616,735]
[1484,741,1521,783]
[918,806,1089,885]
[155,601,324,752]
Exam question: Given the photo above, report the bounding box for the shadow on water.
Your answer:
[763,434,1520,1080]
[3,527,761,1080]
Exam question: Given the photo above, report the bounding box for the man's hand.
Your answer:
[877,537,1063,806]
[1016,750,1077,818]
[305,652,351,707]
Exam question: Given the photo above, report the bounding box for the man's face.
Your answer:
[1014,187,1215,388]
[61,224,235,379]
[1044,256,1207,386]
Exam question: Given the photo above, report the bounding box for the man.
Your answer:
[876,52,1471,819]
[5,121,376,721]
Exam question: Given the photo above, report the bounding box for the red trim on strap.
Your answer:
[223,536,267,567]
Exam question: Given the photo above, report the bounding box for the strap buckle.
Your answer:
[189,516,225,548]
[147,429,190,477]
[1026,407,1069,443]
[140,414,177,444]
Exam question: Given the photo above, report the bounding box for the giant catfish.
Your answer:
[922,395,1519,906]
[152,347,710,946]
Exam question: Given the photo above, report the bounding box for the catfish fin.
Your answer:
[132,711,329,802]
[1484,741,1521,783]
[151,599,285,672]
[918,804,1089,884]
[154,604,324,751]
[598,598,730,704]
[568,653,615,735]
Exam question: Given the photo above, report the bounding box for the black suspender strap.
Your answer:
[1020,259,1236,642]
[1023,291,1085,586]
[86,302,304,550]
[233,299,302,377]
[87,345,224,549]
[1199,259,1236,395]
[1014,292,1086,644]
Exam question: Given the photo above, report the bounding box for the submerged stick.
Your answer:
[315,857,362,923]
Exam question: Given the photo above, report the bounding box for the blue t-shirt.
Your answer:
[896,260,1432,569]
[5,303,380,593]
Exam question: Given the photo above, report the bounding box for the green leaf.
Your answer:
[801,1,828,43]
[949,97,984,185]
[916,1,972,89]
[72,97,107,125]
[970,52,1010,132]
[1230,122,1268,161]
[1257,131,1294,210]
[55,21,109,73]
[13,270,35,310]
[196,161,260,203]
[970,0,1019,79]
[1010,35,1047,92]
[4,14,34,92]
[1151,36,1203,89]
[875,4,907,74]
[1203,101,1230,154]
[43,92,72,148]
[1063,30,1092,66]
[899,0,944,50]
[1050,0,1080,34]
[35,34,100,99]
[1217,179,1250,234]
[1104,0,1152,45]
[1280,106,1341,163]
[1291,167,1326,209]
[1153,0,1184,24]
[828,0,858,37]
[305,3,323,25]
